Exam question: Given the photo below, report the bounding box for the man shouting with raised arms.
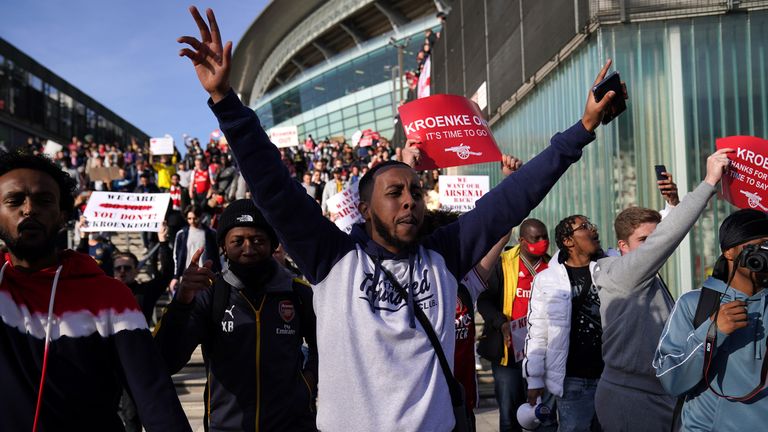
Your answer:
[178,7,616,431]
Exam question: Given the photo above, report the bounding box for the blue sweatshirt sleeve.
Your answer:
[424,121,594,279]
[653,291,729,396]
[209,91,354,284]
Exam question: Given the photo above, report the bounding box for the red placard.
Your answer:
[398,94,502,170]
[716,136,768,211]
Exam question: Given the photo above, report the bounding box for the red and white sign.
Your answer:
[326,186,363,233]
[149,136,175,155]
[269,126,299,148]
[716,136,768,211]
[438,175,490,212]
[510,316,528,362]
[398,94,502,170]
[81,191,170,232]
[417,56,431,99]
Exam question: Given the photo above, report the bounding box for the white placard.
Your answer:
[510,315,528,362]
[438,175,490,212]
[150,136,175,155]
[471,81,488,111]
[326,186,363,234]
[43,140,63,157]
[81,192,170,232]
[269,125,299,148]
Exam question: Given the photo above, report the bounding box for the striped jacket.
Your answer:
[0,250,189,431]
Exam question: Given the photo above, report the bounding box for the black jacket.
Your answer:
[129,240,174,324]
[154,260,317,432]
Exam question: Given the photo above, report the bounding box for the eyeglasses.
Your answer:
[115,265,134,272]
[573,221,597,233]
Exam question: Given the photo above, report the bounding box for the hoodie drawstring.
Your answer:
[370,255,383,314]
[757,295,766,360]
[407,254,416,329]
[1,261,63,432]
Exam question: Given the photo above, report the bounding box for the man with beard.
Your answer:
[154,199,317,432]
[178,7,615,430]
[525,215,604,431]
[0,151,189,431]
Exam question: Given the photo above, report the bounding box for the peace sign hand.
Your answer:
[178,6,232,103]
[177,247,215,304]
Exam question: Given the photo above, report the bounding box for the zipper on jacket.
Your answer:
[239,291,267,432]
[300,369,314,413]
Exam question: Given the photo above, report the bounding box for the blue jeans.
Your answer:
[491,362,526,432]
[556,377,599,432]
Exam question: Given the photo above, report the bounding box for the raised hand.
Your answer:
[657,171,680,206]
[178,6,232,103]
[501,154,523,177]
[704,148,734,186]
[401,139,422,168]
[158,221,169,243]
[582,59,617,133]
[177,247,215,304]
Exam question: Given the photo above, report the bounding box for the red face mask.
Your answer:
[525,239,549,256]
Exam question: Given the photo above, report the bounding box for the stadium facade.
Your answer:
[432,0,768,295]
[230,0,446,142]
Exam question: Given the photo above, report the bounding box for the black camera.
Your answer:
[741,241,768,273]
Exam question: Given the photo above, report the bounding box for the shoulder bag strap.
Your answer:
[378,265,464,407]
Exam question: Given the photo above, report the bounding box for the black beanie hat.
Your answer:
[216,199,279,250]
[718,209,768,251]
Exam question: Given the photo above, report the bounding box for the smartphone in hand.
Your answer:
[592,71,627,124]
[655,165,668,181]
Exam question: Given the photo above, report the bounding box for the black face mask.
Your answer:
[227,258,277,289]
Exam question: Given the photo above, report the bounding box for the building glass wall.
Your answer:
[254,31,427,141]
[459,11,768,296]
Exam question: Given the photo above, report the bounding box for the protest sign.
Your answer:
[716,136,768,211]
[438,175,489,212]
[43,140,63,157]
[326,186,363,234]
[398,94,502,170]
[81,192,170,232]
[269,125,299,148]
[88,166,122,183]
[510,316,528,362]
[150,136,175,155]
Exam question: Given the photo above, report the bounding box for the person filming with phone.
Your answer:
[655,209,768,431]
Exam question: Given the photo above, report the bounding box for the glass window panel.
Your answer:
[374,94,391,108]
[342,106,356,118]
[357,99,374,112]
[375,106,393,120]
[315,115,329,127]
[328,110,342,122]
[358,110,375,124]
[329,121,342,133]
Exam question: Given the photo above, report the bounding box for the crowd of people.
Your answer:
[0,6,766,432]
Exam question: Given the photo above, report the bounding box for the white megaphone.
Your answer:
[516,397,555,431]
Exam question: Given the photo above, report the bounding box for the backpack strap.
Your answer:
[693,287,721,328]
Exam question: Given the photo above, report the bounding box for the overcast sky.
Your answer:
[1,0,269,147]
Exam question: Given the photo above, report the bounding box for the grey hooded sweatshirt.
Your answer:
[595,182,715,394]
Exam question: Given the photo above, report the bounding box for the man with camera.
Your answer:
[654,209,768,430]
[593,148,732,431]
